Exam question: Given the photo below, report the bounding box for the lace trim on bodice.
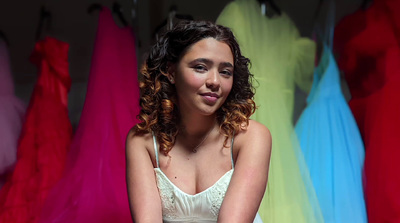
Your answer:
[154,168,233,221]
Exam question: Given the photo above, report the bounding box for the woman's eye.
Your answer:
[194,65,207,72]
[221,70,233,76]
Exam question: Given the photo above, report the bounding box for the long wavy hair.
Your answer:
[134,20,256,155]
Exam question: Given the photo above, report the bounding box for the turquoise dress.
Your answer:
[295,46,367,222]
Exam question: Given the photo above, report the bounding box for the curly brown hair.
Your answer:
[133,20,256,155]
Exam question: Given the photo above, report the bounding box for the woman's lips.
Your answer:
[201,93,220,103]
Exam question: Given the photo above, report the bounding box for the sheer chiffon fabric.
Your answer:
[295,46,367,222]
[217,0,323,222]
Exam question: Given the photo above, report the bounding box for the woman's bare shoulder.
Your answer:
[235,120,271,146]
[232,119,272,161]
[125,129,154,155]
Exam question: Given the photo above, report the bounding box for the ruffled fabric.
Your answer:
[0,37,72,223]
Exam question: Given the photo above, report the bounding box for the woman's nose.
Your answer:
[205,69,220,90]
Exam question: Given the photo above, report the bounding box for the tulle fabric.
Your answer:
[38,8,140,223]
[0,37,72,223]
[295,46,367,222]
[217,1,323,222]
[0,39,25,182]
[335,0,400,221]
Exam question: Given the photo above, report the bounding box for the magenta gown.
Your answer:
[38,8,140,223]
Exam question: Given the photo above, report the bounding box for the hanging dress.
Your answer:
[217,0,323,222]
[0,39,25,187]
[39,8,140,223]
[335,0,400,222]
[0,37,72,223]
[295,45,367,222]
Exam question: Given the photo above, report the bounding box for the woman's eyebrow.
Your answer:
[189,58,233,68]
[189,58,213,65]
[220,62,233,68]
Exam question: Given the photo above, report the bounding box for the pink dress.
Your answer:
[39,8,140,223]
[0,39,25,185]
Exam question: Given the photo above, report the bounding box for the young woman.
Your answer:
[126,20,271,223]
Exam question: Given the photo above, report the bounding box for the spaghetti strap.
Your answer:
[230,136,235,169]
[152,132,159,168]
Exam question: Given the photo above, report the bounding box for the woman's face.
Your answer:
[172,37,234,116]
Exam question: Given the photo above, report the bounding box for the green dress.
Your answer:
[217,1,323,222]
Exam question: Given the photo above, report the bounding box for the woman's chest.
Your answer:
[154,168,233,222]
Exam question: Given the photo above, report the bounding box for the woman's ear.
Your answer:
[165,63,176,84]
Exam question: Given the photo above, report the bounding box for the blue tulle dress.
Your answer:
[294,45,367,223]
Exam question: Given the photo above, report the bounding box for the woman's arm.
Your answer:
[218,120,272,223]
[126,131,163,223]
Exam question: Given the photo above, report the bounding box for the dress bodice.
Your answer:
[335,0,400,98]
[307,45,342,104]
[216,0,316,116]
[155,168,233,223]
[152,135,263,223]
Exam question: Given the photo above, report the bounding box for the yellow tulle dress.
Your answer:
[217,1,324,222]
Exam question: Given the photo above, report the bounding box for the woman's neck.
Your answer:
[177,114,219,153]
[179,113,218,137]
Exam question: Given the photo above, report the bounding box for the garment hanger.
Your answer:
[0,30,10,46]
[312,0,335,65]
[87,3,103,14]
[360,0,373,10]
[112,2,128,27]
[153,5,194,39]
[87,2,128,27]
[35,6,52,41]
[257,0,281,18]
[131,0,137,19]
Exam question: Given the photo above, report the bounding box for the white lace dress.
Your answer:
[153,135,263,223]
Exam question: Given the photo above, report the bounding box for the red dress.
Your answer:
[335,0,400,222]
[0,37,72,223]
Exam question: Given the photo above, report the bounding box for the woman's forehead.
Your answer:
[181,38,234,65]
